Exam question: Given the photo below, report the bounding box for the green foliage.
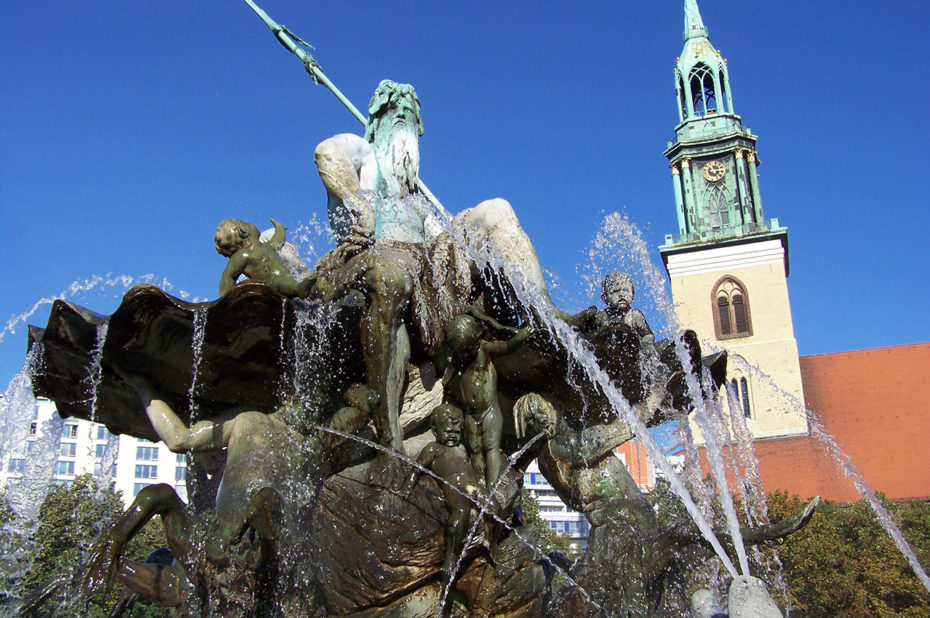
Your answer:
[0,493,14,527]
[647,478,691,529]
[647,480,930,616]
[15,475,172,617]
[766,491,930,617]
[520,488,573,557]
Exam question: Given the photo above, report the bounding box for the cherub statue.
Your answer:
[214,218,313,297]
[445,309,533,490]
[403,404,497,595]
[593,272,654,345]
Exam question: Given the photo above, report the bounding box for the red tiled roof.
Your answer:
[755,342,930,502]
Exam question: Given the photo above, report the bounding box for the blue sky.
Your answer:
[2,0,929,388]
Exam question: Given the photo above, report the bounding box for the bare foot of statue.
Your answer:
[205,539,231,568]
[246,487,283,541]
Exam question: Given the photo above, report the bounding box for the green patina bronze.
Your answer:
[21,2,821,614]
[660,0,787,261]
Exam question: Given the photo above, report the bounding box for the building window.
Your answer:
[740,378,751,418]
[60,442,77,457]
[95,444,108,459]
[135,464,158,479]
[96,426,110,441]
[176,453,187,465]
[136,446,159,461]
[56,461,75,476]
[8,458,25,474]
[175,467,187,482]
[29,422,37,436]
[729,377,753,418]
[712,277,752,339]
[133,483,151,496]
[62,424,78,439]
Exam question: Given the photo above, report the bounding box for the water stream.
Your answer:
[726,347,930,594]
[86,321,109,422]
[454,220,742,578]
[188,308,208,421]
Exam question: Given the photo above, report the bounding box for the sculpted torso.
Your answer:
[459,347,498,415]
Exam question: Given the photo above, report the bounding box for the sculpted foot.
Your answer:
[205,539,231,568]
[247,487,283,541]
[368,453,408,491]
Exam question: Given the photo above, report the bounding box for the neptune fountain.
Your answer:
[23,3,818,615]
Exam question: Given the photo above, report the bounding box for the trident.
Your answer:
[243,0,449,218]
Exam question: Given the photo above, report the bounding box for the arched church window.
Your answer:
[705,184,730,229]
[689,64,717,116]
[712,276,752,339]
[728,376,752,418]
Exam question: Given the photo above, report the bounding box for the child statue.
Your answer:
[403,404,496,595]
[592,271,654,345]
[214,218,313,297]
[445,310,533,491]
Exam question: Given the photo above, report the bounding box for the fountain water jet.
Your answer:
[7,8,825,611]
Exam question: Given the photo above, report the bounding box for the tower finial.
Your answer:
[684,0,709,41]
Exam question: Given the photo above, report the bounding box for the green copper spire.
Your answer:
[660,0,787,255]
[684,0,709,41]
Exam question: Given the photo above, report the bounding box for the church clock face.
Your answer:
[702,160,726,182]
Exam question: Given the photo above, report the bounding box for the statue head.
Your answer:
[364,80,423,196]
[430,403,464,447]
[364,80,423,142]
[602,272,635,311]
[446,315,484,359]
[342,383,380,414]
[513,393,558,440]
[214,219,260,257]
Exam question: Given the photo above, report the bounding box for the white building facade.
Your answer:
[2,398,187,508]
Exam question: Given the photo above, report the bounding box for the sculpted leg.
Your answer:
[481,408,504,489]
[87,484,191,596]
[362,252,413,457]
[453,198,550,301]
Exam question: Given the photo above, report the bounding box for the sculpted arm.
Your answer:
[482,326,533,357]
[133,382,237,452]
[403,444,439,496]
[469,304,519,337]
[630,309,655,345]
[219,252,248,296]
[573,419,635,466]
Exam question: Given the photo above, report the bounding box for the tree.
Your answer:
[520,488,573,557]
[766,491,930,617]
[16,475,171,617]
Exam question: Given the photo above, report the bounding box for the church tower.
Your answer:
[659,0,807,439]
